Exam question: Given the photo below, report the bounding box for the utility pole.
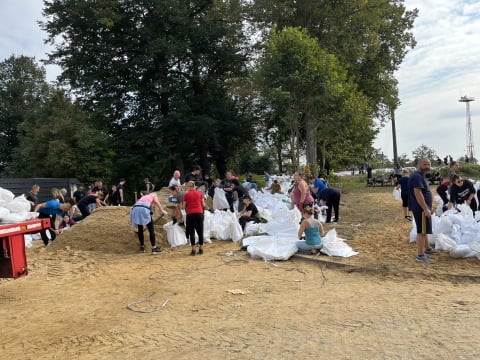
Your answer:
[459,95,475,163]
[391,108,398,165]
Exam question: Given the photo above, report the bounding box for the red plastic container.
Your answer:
[0,218,50,279]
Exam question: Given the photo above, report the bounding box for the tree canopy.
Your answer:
[0,0,418,186]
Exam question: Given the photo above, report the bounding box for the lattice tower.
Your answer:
[459,95,475,162]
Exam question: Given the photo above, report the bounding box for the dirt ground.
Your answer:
[1,185,480,359]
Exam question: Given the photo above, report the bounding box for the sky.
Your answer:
[1,0,480,162]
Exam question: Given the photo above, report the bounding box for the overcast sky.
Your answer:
[1,0,480,162]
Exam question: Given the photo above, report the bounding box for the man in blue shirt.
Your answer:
[309,175,327,200]
[407,158,438,263]
[34,200,71,246]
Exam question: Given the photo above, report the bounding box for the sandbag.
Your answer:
[246,236,298,261]
[320,229,358,257]
[213,188,229,210]
[4,195,30,213]
[163,221,188,247]
[393,188,401,202]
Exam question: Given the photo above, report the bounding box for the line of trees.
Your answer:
[0,0,418,189]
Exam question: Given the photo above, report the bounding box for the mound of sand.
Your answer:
[48,189,172,254]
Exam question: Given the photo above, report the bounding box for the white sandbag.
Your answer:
[244,222,268,237]
[393,188,401,202]
[246,236,298,261]
[0,206,10,220]
[24,234,33,248]
[213,188,229,210]
[1,211,31,224]
[450,244,475,258]
[433,216,452,236]
[4,195,31,213]
[0,187,15,203]
[320,229,359,257]
[163,221,188,247]
[434,233,457,252]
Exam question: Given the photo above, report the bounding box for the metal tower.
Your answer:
[459,95,475,162]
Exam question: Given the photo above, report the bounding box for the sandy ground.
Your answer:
[1,185,480,359]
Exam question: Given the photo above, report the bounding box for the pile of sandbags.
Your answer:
[0,187,37,224]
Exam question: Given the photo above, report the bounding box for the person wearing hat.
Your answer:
[185,165,204,187]
[238,194,260,231]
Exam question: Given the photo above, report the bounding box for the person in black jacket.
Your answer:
[318,187,341,223]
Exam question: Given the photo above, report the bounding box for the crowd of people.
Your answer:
[27,165,341,256]
[391,157,480,264]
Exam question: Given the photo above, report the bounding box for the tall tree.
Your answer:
[255,27,372,170]
[41,0,253,179]
[247,0,417,166]
[0,55,51,174]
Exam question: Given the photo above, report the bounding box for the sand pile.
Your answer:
[48,188,173,254]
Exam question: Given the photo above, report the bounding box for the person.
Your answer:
[73,184,86,204]
[394,163,402,182]
[116,178,126,206]
[168,185,185,225]
[428,171,442,185]
[34,200,72,246]
[144,178,155,193]
[290,171,315,211]
[264,171,272,189]
[185,166,203,187]
[76,192,106,219]
[110,185,120,206]
[58,214,77,232]
[317,187,341,223]
[436,178,450,212]
[203,173,213,189]
[183,181,205,256]
[408,158,438,264]
[26,184,40,211]
[395,169,412,220]
[270,179,282,194]
[220,170,235,212]
[169,170,183,188]
[238,194,259,231]
[447,161,459,179]
[297,207,325,254]
[448,174,477,216]
[92,181,109,204]
[129,191,166,254]
[232,179,246,212]
[208,178,221,199]
[309,175,327,201]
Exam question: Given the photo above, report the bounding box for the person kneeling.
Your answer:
[297,207,324,254]
[238,195,259,231]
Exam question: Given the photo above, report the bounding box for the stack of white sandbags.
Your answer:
[409,203,480,260]
[0,187,40,248]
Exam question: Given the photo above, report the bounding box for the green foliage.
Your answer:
[0,55,52,173]
[10,90,113,181]
[411,144,439,163]
[41,0,253,179]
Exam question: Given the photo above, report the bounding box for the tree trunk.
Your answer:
[305,114,318,173]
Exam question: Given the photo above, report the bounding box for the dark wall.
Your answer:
[0,178,79,203]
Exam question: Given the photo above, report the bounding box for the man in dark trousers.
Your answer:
[318,187,341,223]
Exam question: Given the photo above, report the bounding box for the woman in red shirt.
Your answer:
[182,181,206,256]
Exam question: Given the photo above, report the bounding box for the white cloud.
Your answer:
[0,0,60,82]
[377,0,480,161]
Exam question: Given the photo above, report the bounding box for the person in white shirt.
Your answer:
[168,170,183,189]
